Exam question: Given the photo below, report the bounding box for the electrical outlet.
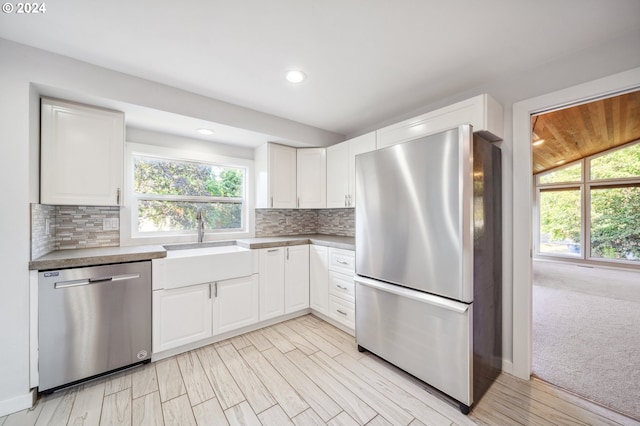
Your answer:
[103,218,120,231]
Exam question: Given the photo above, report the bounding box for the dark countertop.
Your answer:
[29,234,355,271]
[237,234,355,251]
[29,245,167,270]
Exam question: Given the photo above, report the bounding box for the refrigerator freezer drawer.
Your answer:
[355,276,473,406]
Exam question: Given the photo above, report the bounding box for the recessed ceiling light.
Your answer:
[285,70,306,83]
[532,139,545,146]
[197,128,214,135]
[555,159,566,165]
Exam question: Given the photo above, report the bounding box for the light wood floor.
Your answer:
[2,314,637,426]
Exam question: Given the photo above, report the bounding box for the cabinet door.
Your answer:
[326,142,349,208]
[152,284,212,353]
[269,144,297,208]
[309,245,329,314]
[284,245,310,313]
[348,132,376,207]
[213,275,259,335]
[41,98,124,206]
[297,148,326,208]
[259,248,285,320]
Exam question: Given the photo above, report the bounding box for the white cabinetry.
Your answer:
[259,245,310,321]
[296,148,326,208]
[309,245,329,314]
[327,132,376,207]
[153,284,212,353]
[327,248,356,330]
[213,275,259,335]
[153,275,259,354]
[285,245,310,313]
[376,94,503,149]
[40,97,124,206]
[255,143,297,208]
[259,247,285,320]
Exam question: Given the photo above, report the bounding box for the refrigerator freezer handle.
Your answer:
[354,276,470,314]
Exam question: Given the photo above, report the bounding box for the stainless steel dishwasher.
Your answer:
[38,261,152,392]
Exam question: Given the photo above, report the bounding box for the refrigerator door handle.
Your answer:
[354,276,469,314]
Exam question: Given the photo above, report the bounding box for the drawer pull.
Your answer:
[336,309,347,316]
[267,248,280,253]
[336,260,349,265]
[337,284,348,290]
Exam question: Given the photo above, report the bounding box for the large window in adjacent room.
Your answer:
[536,141,640,264]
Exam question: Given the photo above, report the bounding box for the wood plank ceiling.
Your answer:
[531,90,640,174]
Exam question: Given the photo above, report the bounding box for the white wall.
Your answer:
[0,38,343,416]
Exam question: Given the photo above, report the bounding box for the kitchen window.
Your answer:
[123,143,252,244]
[535,140,640,264]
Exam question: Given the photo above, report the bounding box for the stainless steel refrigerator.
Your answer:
[354,124,501,414]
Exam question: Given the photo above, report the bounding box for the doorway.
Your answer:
[511,68,640,387]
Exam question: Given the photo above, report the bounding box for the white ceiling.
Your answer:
[2,0,640,144]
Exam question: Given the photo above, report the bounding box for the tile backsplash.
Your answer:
[31,204,120,259]
[255,208,354,237]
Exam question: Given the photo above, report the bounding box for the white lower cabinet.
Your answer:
[259,245,310,321]
[259,247,286,321]
[285,245,310,313]
[309,245,329,314]
[327,248,356,330]
[153,275,259,353]
[214,275,259,335]
[153,283,213,353]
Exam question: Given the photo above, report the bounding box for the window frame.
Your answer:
[121,142,254,246]
[535,139,640,266]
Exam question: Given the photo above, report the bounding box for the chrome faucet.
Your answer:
[196,207,205,243]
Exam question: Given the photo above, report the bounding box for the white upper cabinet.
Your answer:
[296,148,326,208]
[326,132,375,208]
[255,143,297,208]
[376,94,503,149]
[40,97,124,206]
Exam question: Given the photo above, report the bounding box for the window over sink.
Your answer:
[122,142,253,244]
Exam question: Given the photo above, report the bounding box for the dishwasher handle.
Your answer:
[54,273,141,289]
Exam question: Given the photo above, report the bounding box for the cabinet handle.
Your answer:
[344,195,347,207]
[116,188,121,205]
[336,260,349,265]
[286,247,289,260]
[267,248,279,253]
[208,283,212,299]
[337,284,348,290]
[348,194,352,207]
[271,196,273,208]
[297,197,300,208]
[336,309,347,316]
[214,282,218,298]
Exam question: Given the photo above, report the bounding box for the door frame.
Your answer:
[511,67,640,379]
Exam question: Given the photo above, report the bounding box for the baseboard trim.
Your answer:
[502,359,514,375]
[0,389,35,417]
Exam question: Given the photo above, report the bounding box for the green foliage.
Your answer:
[590,143,640,180]
[539,189,581,244]
[134,156,244,233]
[590,187,640,260]
[538,163,582,184]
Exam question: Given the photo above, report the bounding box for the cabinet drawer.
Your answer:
[329,271,354,303]
[329,248,355,275]
[328,295,355,329]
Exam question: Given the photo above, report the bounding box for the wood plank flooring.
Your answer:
[3,314,638,426]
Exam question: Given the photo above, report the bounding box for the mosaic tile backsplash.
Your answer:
[31,204,120,259]
[255,208,354,237]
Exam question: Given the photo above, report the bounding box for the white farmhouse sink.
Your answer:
[152,243,253,290]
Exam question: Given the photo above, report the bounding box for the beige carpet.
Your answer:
[532,260,640,420]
